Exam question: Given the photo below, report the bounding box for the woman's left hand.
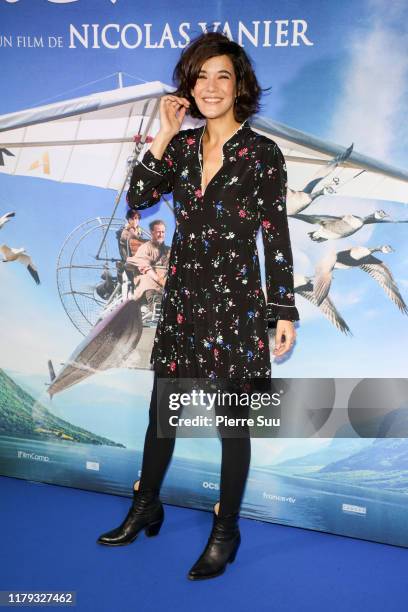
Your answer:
[272,320,297,357]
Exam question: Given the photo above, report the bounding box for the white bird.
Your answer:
[313,245,407,314]
[292,209,408,242]
[287,144,354,215]
[293,272,353,336]
[0,244,40,285]
[294,273,352,335]
[0,211,15,230]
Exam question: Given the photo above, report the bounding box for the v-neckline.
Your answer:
[198,120,248,197]
[199,132,224,197]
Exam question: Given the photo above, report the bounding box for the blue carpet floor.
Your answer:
[1,475,407,612]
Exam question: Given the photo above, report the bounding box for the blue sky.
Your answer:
[1,0,408,454]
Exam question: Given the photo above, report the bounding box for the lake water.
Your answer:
[0,435,407,547]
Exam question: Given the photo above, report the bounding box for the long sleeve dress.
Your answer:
[126,119,300,380]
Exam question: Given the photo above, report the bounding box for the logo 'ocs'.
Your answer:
[202,481,219,490]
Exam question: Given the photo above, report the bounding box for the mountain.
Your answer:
[271,436,408,493]
[319,438,408,473]
[273,438,370,468]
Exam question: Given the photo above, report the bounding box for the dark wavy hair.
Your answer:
[172,31,268,122]
[126,208,141,221]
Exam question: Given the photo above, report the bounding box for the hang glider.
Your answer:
[253,117,408,204]
[0,80,407,203]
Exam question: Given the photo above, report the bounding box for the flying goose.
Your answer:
[287,144,354,215]
[292,209,408,242]
[313,245,407,314]
[294,273,352,335]
[0,244,40,285]
[0,211,15,230]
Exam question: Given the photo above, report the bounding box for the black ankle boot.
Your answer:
[97,488,164,546]
[187,510,241,580]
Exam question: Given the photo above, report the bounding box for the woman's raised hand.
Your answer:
[147,94,190,160]
[159,94,190,137]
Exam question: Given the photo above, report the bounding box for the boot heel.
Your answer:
[145,519,163,537]
[228,538,240,564]
[97,488,163,546]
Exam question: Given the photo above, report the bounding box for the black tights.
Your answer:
[138,373,251,517]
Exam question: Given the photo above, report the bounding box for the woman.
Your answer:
[119,208,142,258]
[97,31,300,580]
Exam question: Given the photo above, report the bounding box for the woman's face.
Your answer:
[190,54,238,121]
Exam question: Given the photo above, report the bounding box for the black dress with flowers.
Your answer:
[126,119,300,380]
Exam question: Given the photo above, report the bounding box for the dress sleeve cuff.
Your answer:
[266,302,300,327]
[140,148,167,176]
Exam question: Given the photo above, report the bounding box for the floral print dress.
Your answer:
[126,119,300,379]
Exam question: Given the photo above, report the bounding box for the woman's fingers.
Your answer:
[165,94,190,104]
[177,105,187,120]
[158,94,189,135]
[163,94,190,108]
[162,97,188,125]
[273,324,296,357]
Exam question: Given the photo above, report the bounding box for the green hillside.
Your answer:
[0,369,124,447]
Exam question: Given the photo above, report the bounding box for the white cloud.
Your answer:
[0,263,81,375]
[330,0,408,160]
[364,308,381,319]
[330,286,367,308]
